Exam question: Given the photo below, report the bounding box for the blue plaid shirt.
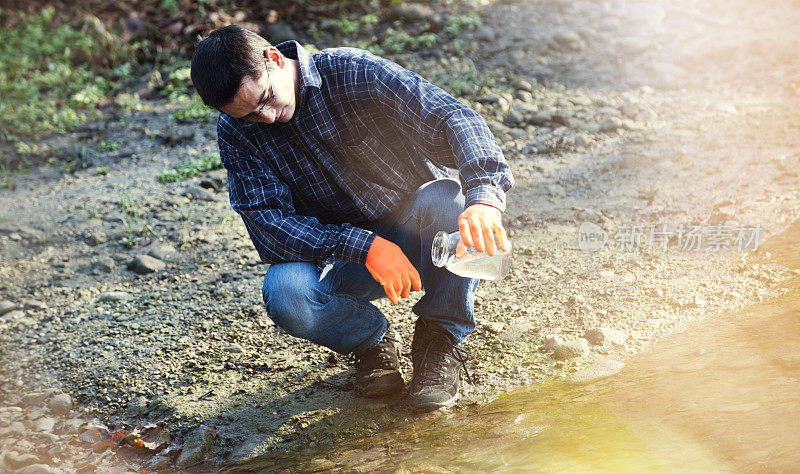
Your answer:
[217,41,513,266]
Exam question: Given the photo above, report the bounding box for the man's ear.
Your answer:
[265,47,285,68]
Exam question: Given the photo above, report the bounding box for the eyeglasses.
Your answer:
[241,53,275,126]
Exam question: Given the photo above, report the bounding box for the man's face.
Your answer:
[220,49,297,124]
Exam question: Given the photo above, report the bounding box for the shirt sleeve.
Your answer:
[218,120,376,265]
[366,55,514,212]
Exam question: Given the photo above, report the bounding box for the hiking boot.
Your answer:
[352,324,404,397]
[408,319,472,411]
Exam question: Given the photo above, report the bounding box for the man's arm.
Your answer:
[219,133,376,265]
[366,54,514,255]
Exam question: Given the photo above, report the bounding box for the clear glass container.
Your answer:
[431,230,512,280]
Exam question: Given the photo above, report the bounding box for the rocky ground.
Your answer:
[1,0,799,471]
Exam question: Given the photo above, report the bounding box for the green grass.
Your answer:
[157,154,223,183]
[382,28,438,55]
[0,7,137,147]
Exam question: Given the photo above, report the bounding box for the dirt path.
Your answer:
[1,0,799,469]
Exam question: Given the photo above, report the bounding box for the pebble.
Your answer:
[92,256,116,273]
[98,291,133,302]
[566,359,625,383]
[513,79,534,92]
[17,464,54,474]
[48,393,73,415]
[0,301,18,316]
[147,243,177,261]
[32,417,56,433]
[176,427,216,467]
[127,396,149,417]
[85,231,107,246]
[128,255,166,274]
[584,327,627,346]
[552,29,585,51]
[4,452,40,470]
[181,185,217,202]
[600,117,623,131]
[22,392,47,406]
[22,300,48,311]
[498,323,536,343]
[223,344,244,353]
[0,309,24,322]
[543,334,564,352]
[392,3,435,22]
[552,338,590,360]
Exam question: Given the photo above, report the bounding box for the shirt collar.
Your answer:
[275,40,322,90]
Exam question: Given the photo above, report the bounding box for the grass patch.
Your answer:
[0,7,140,147]
[157,154,223,183]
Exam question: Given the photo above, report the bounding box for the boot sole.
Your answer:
[408,391,459,412]
[354,370,404,398]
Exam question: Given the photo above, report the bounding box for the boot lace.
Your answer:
[349,333,400,371]
[415,337,474,386]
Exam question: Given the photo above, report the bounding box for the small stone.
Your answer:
[98,291,133,302]
[513,79,533,92]
[483,322,505,334]
[32,417,56,433]
[22,300,48,311]
[307,458,336,471]
[598,269,615,279]
[497,323,536,343]
[223,344,244,353]
[600,117,623,132]
[553,29,585,51]
[513,90,533,102]
[4,452,40,470]
[1,309,24,322]
[17,464,54,474]
[503,111,524,126]
[573,134,591,148]
[176,427,216,467]
[543,335,564,352]
[181,185,217,201]
[128,255,166,274]
[6,421,26,435]
[85,232,107,246]
[147,243,177,261]
[21,392,47,407]
[583,327,627,346]
[0,301,18,316]
[392,3,435,22]
[530,111,553,125]
[552,338,590,360]
[566,359,625,383]
[127,396,149,417]
[92,256,116,273]
[508,128,527,140]
[48,394,73,416]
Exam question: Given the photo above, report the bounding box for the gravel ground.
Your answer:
[1,0,799,470]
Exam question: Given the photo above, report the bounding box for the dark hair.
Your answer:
[191,25,272,109]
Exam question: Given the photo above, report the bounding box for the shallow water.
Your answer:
[233,223,800,473]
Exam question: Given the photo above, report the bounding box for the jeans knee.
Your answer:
[262,263,326,338]
[413,179,465,226]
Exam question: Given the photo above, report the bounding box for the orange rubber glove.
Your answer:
[365,235,422,304]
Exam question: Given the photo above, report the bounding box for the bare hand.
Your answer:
[457,203,509,257]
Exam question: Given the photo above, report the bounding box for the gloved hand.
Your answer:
[457,203,509,257]
[365,235,422,304]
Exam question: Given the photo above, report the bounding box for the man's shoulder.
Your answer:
[313,47,385,71]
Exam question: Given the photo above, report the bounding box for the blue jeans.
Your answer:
[261,179,480,355]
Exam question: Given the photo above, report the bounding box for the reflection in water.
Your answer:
[234,226,800,472]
